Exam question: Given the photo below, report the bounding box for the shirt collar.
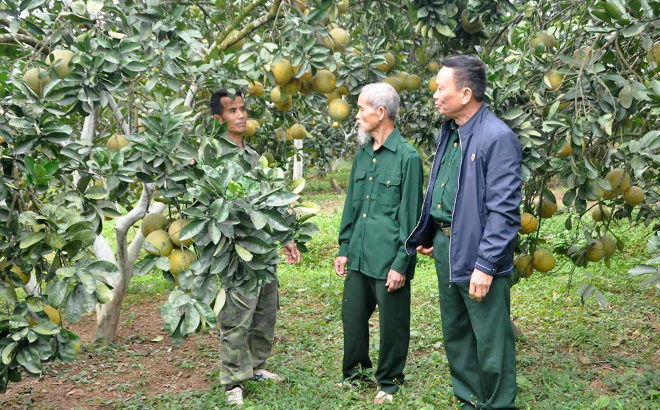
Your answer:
[457,103,486,136]
[365,127,401,155]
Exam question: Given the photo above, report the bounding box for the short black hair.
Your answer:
[210,89,244,117]
[441,55,487,102]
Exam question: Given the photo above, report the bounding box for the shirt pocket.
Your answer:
[352,170,367,202]
[375,174,402,206]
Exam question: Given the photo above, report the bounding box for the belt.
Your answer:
[435,221,451,237]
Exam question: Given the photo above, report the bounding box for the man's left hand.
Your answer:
[385,269,406,292]
[283,243,301,264]
[469,268,493,302]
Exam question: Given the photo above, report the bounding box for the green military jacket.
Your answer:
[338,128,424,280]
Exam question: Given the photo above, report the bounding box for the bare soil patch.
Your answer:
[2,296,219,410]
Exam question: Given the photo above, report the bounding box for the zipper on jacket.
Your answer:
[448,129,464,287]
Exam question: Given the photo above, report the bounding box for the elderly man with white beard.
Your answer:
[333,82,424,404]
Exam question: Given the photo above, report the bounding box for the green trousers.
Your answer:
[218,280,278,387]
[433,231,517,410]
[341,270,410,394]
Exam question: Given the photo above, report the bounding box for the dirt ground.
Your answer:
[2,297,218,410]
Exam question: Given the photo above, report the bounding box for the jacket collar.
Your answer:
[457,103,486,136]
[366,127,401,155]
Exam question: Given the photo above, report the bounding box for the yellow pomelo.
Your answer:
[270,87,288,104]
[428,61,439,72]
[600,235,617,257]
[293,64,312,82]
[275,95,293,111]
[245,119,259,138]
[532,249,556,273]
[312,70,336,94]
[429,76,438,93]
[585,240,606,262]
[405,74,422,91]
[272,58,293,86]
[247,81,264,97]
[519,212,538,234]
[328,99,350,121]
[376,52,394,72]
[168,219,193,247]
[530,31,555,50]
[282,78,301,95]
[145,229,174,256]
[337,85,349,95]
[332,121,340,128]
[514,254,533,278]
[22,68,50,97]
[289,124,307,140]
[383,77,403,93]
[602,168,630,198]
[537,197,558,218]
[461,9,484,34]
[44,305,61,326]
[106,134,130,150]
[648,41,660,66]
[337,0,349,14]
[141,213,169,237]
[169,248,197,276]
[45,49,75,77]
[591,205,611,222]
[4,264,31,288]
[545,69,563,92]
[623,185,644,206]
[326,91,340,103]
[323,27,350,51]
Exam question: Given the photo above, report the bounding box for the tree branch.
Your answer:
[0,18,31,37]
[0,33,50,55]
[106,92,130,135]
[216,0,281,53]
[614,32,644,84]
[115,183,156,274]
[81,107,99,143]
[185,83,199,108]
[127,202,166,263]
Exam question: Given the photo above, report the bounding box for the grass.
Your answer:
[11,166,654,409]
[89,175,660,410]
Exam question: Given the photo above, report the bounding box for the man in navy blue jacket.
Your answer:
[406,55,522,409]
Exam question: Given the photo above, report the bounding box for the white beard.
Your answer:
[357,129,371,146]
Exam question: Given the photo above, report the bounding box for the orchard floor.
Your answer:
[2,193,660,409]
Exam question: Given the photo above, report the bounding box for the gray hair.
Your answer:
[360,83,400,120]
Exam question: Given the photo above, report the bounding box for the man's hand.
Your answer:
[334,256,348,277]
[283,243,301,264]
[416,245,434,257]
[469,268,493,302]
[385,269,406,292]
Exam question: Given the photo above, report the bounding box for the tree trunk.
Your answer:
[293,139,303,180]
[329,178,343,194]
[93,183,157,343]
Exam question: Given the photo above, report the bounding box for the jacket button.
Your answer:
[366,195,370,199]
[372,158,376,163]
[441,183,445,187]
[363,213,367,218]
[437,204,441,209]
[369,177,373,181]
[453,142,458,148]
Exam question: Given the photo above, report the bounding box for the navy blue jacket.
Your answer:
[405,104,522,282]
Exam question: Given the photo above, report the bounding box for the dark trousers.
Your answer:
[341,270,410,394]
[433,231,517,410]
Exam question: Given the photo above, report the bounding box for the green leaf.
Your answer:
[238,236,272,254]
[618,83,632,108]
[20,232,45,249]
[16,346,41,374]
[194,301,217,328]
[622,22,646,37]
[181,305,200,335]
[0,286,18,304]
[1,342,17,365]
[168,289,191,308]
[159,302,183,336]
[265,192,299,207]
[133,255,158,276]
[32,321,60,335]
[85,185,107,200]
[212,288,227,316]
[235,244,253,261]
[63,284,84,323]
[501,107,524,120]
[46,278,68,307]
[178,219,205,241]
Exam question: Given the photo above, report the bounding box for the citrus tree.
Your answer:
[2,0,659,394]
